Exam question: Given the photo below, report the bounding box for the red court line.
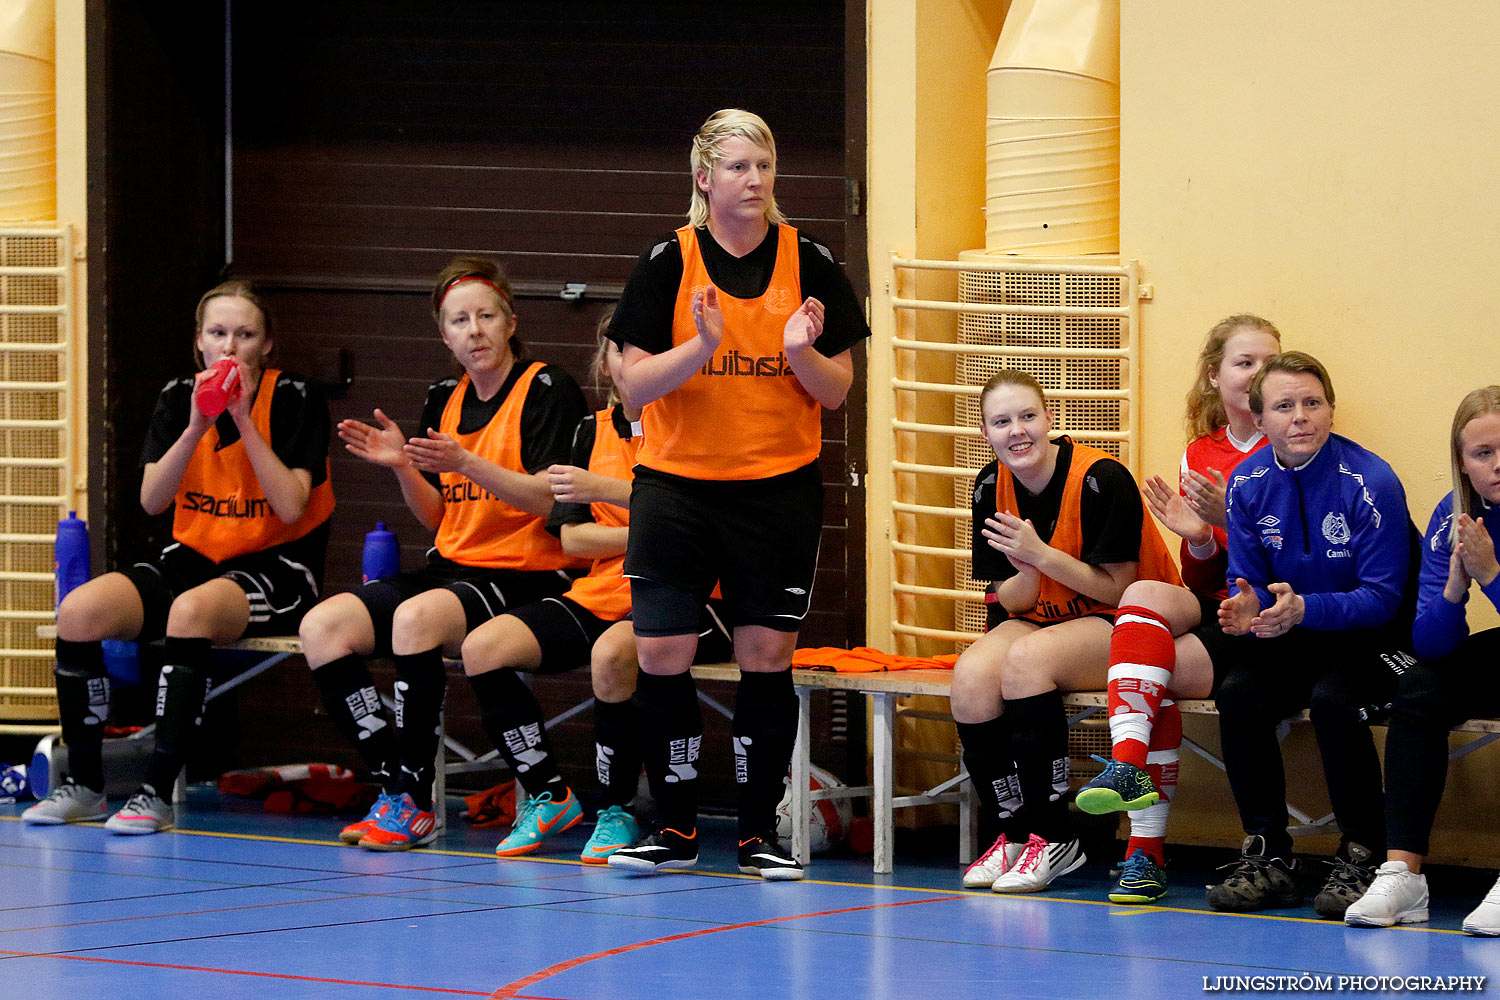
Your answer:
[0,949,490,996]
[490,893,960,999]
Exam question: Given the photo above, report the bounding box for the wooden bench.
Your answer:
[38,629,1500,874]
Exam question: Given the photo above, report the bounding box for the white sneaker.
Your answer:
[105,787,174,835]
[963,833,1025,889]
[22,778,108,825]
[991,834,1085,893]
[1344,860,1429,927]
[1463,873,1500,936]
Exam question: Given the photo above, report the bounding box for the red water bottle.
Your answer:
[195,358,242,418]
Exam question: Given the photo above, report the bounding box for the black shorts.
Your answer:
[508,595,618,675]
[503,595,733,674]
[122,541,321,643]
[354,553,576,658]
[625,463,823,635]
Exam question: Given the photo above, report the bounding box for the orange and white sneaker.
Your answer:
[339,792,400,845]
[357,793,437,851]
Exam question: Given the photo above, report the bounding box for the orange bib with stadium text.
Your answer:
[637,223,822,480]
[433,363,584,571]
[561,408,638,621]
[172,368,334,563]
[995,441,1181,624]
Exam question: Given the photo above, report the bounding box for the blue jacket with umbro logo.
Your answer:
[1224,433,1419,631]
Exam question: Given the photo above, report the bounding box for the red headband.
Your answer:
[440,275,514,313]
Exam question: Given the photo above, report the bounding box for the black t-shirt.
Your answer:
[969,438,1144,582]
[416,361,588,489]
[141,372,331,487]
[547,403,634,536]
[608,226,870,359]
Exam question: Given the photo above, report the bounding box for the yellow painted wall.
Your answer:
[869,0,1500,861]
[1123,2,1500,571]
[867,0,1010,818]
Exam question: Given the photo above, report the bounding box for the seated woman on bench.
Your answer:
[1345,386,1500,934]
[298,257,588,851]
[26,281,333,834]
[953,368,1180,893]
[458,319,731,863]
[1071,314,1281,904]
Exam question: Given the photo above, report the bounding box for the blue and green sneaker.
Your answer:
[1075,757,1160,815]
[1109,848,1168,904]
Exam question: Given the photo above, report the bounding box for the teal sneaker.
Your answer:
[494,787,583,857]
[1109,848,1168,904]
[1075,757,1160,815]
[580,804,640,865]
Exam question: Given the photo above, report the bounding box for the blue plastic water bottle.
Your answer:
[362,522,399,584]
[54,511,89,607]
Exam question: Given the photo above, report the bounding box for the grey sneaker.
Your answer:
[1344,860,1429,928]
[1314,841,1377,919]
[22,778,108,825]
[104,787,174,835]
[1206,835,1302,912]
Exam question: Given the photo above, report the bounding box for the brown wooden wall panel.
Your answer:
[232,1,865,650]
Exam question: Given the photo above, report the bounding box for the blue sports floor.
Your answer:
[4,792,1498,999]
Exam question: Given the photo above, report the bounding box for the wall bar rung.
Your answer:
[891,338,1128,357]
[891,254,1130,277]
[892,296,1129,318]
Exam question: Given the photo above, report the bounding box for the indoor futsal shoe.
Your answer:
[1109,848,1168,904]
[1344,860,1429,928]
[104,786,174,835]
[607,827,698,873]
[494,786,583,857]
[339,791,401,845]
[1075,758,1160,815]
[737,835,804,881]
[357,792,437,851]
[962,833,1025,889]
[22,778,108,825]
[581,804,640,865]
[990,834,1085,893]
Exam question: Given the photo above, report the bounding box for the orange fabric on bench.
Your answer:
[792,646,958,673]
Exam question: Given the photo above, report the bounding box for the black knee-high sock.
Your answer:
[311,653,398,791]
[468,668,564,799]
[593,697,639,808]
[55,639,108,793]
[1004,691,1071,842]
[955,716,1026,844]
[733,670,798,841]
[634,671,701,833]
[392,647,446,811]
[144,637,213,795]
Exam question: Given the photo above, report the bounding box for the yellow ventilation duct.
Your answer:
[984,0,1119,255]
[0,0,55,223]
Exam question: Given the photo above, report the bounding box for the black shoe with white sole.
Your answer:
[738,835,805,881]
[606,827,698,873]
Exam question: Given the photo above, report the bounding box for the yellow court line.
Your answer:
[0,814,1472,934]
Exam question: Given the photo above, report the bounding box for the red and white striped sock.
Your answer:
[1106,606,1175,769]
[1126,700,1181,866]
